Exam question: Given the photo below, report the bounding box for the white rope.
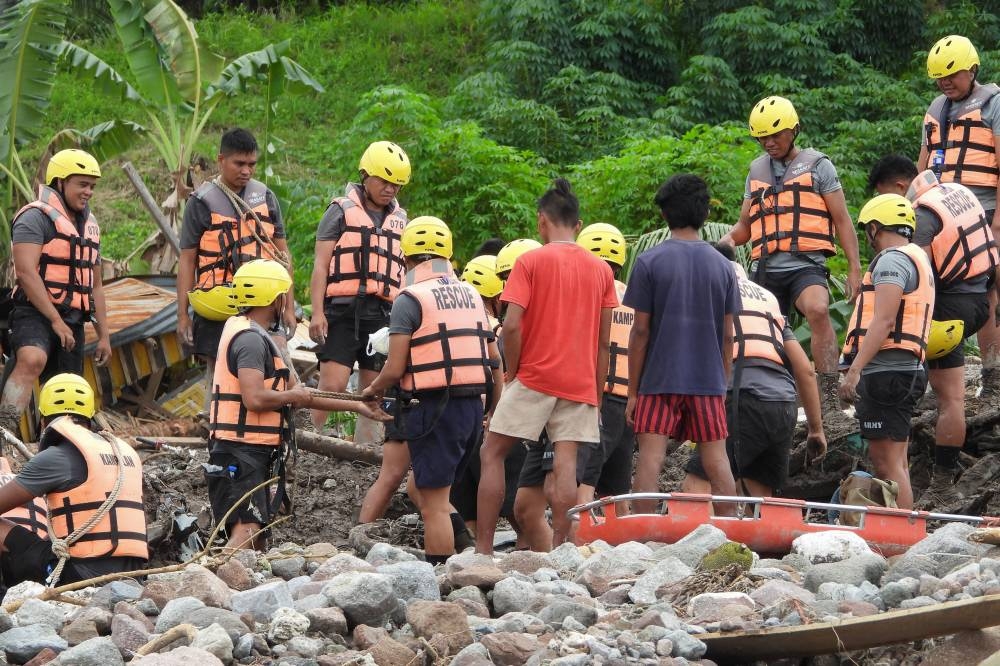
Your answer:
[211,176,291,270]
[45,431,126,588]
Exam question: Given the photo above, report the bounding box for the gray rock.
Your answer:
[791,531,873,565]
[0,610,12,635]
[364,543,416,567]
[292,593,329,613]
[548,543,585,572]
[128,645,224,665]
[451,641,491,666]
[535,596,598,628]
[880,577,920,608]
[110,614,149,658]
[493,612,546,634]
[284,635,323,658]
[179,564,233,609]
[884,523,990,582]
[653,524,728,568]
[664,629,707,660]
[191,623,233,664]
[311,554,375,582]
[803,553,886,592]
[750,580,815,607]
[628,557,692,605]
[56,636,124,666]
[268,607,310,642]
[154,597,206,633]
[304,607,347,636]
[376,561,440,602]
[233,634,253,660]
[900,595,940,609]
[15,598,65,631]
[90,580,143,610]
[135,599,159,617]
[447,586,488,606]
[687,592,755,620]
[656,638,674,657]
[269,556,306,581]
[491,577,541,617]
[186,607,250,644]
[0,624,67,663]
[322,572,397,626]
[531,579,590,598]
[561,615,587,632]
[229,581,293,623]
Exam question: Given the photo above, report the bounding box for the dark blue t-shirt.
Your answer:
[623,239,742,396]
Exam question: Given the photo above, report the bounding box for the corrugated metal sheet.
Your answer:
[83,277,177,345]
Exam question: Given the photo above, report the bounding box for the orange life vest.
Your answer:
[192,180,277,289]
[606,280,632,398]
[747,148,836,260]
[42,417,147,560]
[842,244,936,362]
[910,170,999,286]
[398,259,496,394]
[734,277,789,367]
[210,316,291,447]
[0,458,48,538]
[11,185,100,315]
[325,184,408,302]
[923,83,1000,189]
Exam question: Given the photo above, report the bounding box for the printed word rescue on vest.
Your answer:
[430,285,479,310]
[938,188,980,218]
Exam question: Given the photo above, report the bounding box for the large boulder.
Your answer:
[178,564,233,608]
[376,561,440,603]
[490,577,541,617]
[322,572,397,626]
[629,557,692,605]
[56,636,124,666]
[0,624,68,663]
[229,581,293,623]
[804,553,887,592]
[405,600,473,654]
[884,523,990,582]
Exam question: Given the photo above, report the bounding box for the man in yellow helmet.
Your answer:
[869,155,998,510]
[209,260,388,550]
[309,141,411,432]
[0,373,147,586]
[920,35,1000,404]
[177,129,294,413]
[362,217,502,564]
[721,96,862,430]
[839,195,935,510]
[2,149,111,426]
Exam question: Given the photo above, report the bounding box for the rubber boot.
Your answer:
[916,465,964,512]
[818,372,857,436]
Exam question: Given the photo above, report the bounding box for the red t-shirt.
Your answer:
[501,242,618,405]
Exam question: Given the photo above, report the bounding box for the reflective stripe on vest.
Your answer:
[734,278,788,367]
[399,259,496,393]
[43,417,148,560]
[325,184,408,302]
[0,457,48,538]
[607,280,633,398]
[924,84,1000,189]
[12,185,100,314]
[210,316,290,446]
[193,180,276,289]
[842,244,936,362]
[912,172,999,286]
[747,148,836,260]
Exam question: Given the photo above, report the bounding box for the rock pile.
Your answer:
[0,523,998,665]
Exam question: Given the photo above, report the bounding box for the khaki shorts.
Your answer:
[489,379,600,443]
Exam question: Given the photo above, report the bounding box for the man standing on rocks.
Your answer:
[209,260,387,550]
[476,179,617,553]
[2,149,111,426]
[839,195,935,510]
[627,175,741,516]
[869,156,999,510]
[362,217,502,563]
[0,373,146,586]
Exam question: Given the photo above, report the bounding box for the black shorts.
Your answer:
[316,304,387,372]
[0,525,139,587]
[855,370,927,442]
[685,391,796,491]
[581,395,635,495]
[206,440,278,531]
[407,394,483,489]
[752,265,828,317]
[517,433,597,488]
[929,292,990,369]
[449,432,526,520]
[192,313,226,358]
[8,305,85,377]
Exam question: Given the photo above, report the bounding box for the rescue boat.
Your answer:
[570,492,1000,556]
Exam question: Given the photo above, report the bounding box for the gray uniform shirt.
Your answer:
[12,207,90,245]
[912,206,989,294]
[921,86,1000,212]
[744,156,842,272]
[228,320,277,376]
[734,325,797,401]
[861,248,925,375]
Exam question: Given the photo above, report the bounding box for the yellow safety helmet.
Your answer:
[577,223,627,267]
[188,285,239,321]
[359,141,411,186]
[858,193,916,232]
[233,259,292,308]
[748,96,800,138]
[926,319,965,360]
[927,35,980,79]
[495,238,542,277]
[401,216,453,259]
[461,255,504,298]
[46,149,101,184]
[39,373,95,419]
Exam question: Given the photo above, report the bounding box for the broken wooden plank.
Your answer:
[132,431,383,465]
[701,594,1000,661]
[122,162,181,253]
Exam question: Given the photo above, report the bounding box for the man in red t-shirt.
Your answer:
[475,179,618,554]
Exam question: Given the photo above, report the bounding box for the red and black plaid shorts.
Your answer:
[633,393,728,442]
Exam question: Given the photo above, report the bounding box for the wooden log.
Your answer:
[122,162,180,254]
[296,429,382,465]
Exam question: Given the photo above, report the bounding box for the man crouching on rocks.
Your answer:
[208,260,389,551]
[0,373,147,587]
